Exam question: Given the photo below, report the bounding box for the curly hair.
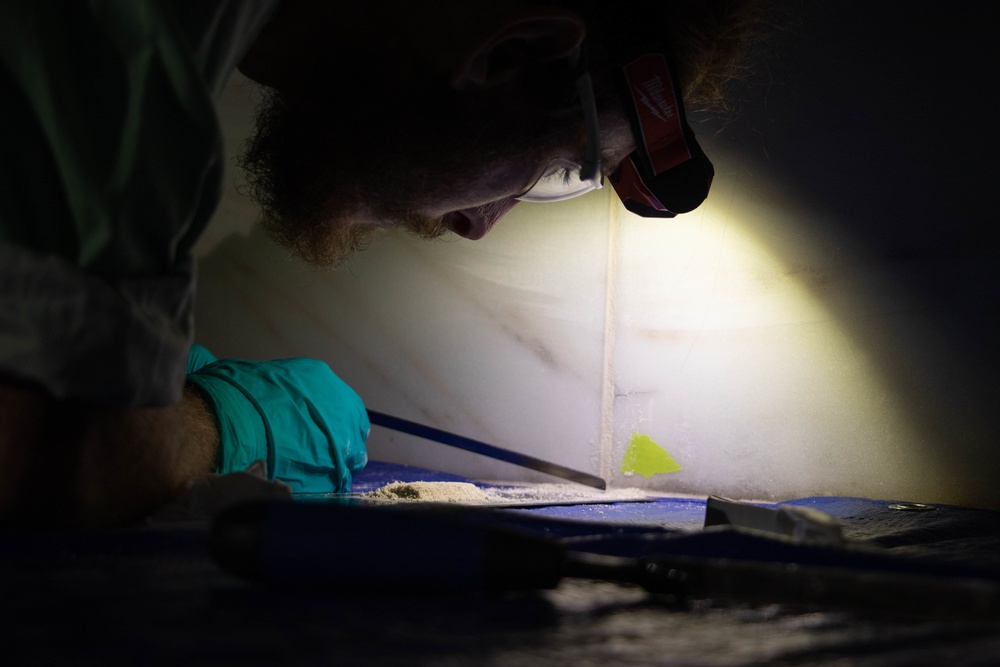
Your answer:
[569,0,775,115]
[661,0,775,114]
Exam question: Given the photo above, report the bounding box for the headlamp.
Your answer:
[518,6,715,218]
[610,49,714,217]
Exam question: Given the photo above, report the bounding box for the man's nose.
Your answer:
[447,197,521,240]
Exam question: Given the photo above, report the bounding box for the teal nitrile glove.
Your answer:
[186,344,219,374]
[185,347,369,494]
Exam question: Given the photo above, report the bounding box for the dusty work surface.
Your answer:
[2,461,1000,666]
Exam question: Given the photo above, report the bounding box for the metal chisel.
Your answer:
[366,410,606,490]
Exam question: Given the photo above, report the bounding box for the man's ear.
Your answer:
[450,8,586,90]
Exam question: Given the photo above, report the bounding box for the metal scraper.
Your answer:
[367,410,606,490]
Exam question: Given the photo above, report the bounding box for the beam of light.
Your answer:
[606,187,934,503]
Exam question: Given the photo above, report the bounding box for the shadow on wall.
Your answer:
[692,0,1000,507]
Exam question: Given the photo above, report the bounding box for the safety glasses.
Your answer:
[515,70,604,203]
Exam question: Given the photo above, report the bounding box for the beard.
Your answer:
[238,76,567,266]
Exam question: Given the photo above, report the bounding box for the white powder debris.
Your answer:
[489,483,648,505]
[364,481,492,503]
[362,481,649,506]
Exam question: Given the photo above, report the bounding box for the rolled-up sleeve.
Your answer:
[0,0,279,407]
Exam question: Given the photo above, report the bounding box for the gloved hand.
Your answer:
[185,345,368,493]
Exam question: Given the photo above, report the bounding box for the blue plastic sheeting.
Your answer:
[2,459,999,665]
[349,461,1000,572]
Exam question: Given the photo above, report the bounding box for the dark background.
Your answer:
[704,0,999,503]
[729,1,997,256]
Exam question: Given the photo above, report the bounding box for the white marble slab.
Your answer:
[193,75,999,509]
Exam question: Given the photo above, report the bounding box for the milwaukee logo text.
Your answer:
[636,75,676,122]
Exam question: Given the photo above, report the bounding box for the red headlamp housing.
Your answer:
[610,51,714,217]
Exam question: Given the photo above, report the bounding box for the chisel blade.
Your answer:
[367,410,606,490]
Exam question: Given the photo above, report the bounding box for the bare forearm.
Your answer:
[0,382,219,528]
[177,384,221,480]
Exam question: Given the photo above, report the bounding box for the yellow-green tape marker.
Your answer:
[620,433,681,478]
